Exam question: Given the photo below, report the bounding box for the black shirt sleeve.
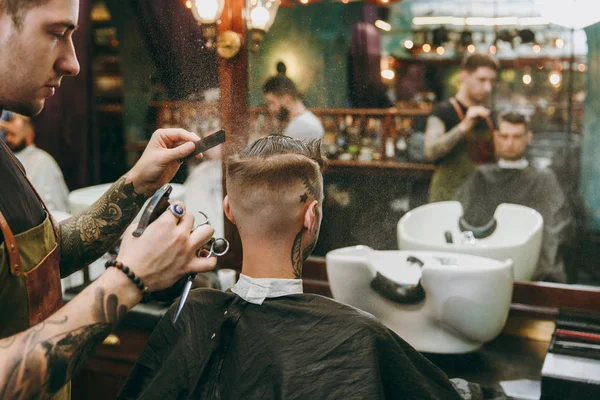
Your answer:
[0,140,45,243]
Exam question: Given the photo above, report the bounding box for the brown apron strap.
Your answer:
[0,211,22,276]
[449,98,465,121]
[450,97,495,134]
[484,115,495,133]
[0,140,59,239]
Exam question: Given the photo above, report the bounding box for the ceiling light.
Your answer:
[404,40,414,50]
[532,44,541,54]
[467,44,475,53]
[381,69,395,80]
[375,20,391,32]
[523,74,532,85]
[436,46,445,55]
[422,43,431,53]
[549,72,561,86]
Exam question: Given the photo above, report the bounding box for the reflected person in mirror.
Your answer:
[1,111,70,212]
[424,53,499,203]
[118,135,486,400]
[262,65,324,140]
[0,1,216,399]
[455,111,574,282]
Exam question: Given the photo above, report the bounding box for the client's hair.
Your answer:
[499,111,529,131]
[262,75,301,100]
[225,136,326,237]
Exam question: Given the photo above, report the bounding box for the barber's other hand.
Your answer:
[127,128,202,196]
[116,202,217,292]
[459,106,490,134]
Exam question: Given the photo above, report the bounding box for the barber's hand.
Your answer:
[459,106,490,134]
[116,202,217,292]
[127,129,202,196]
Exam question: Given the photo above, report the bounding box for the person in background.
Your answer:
[118,136,497,400]
[456,111,573,282]
[262,72,324,140]
[424,53,499,202]
[1,111,69,212]
[0,1,216,399]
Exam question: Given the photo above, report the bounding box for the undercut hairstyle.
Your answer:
[262,75,301,100]
[225,136,326,237]
[0,0,49,25]
[461,52,500,73]
[499,111,529,131]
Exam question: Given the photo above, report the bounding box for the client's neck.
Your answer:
[240,236,300,279]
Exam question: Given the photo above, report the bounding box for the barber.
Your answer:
[0,1,215,399]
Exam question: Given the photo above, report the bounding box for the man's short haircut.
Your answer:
[0,0,49,25]
[226,136,326,237]
[461,52,500,73]
[262,75,301,100]
[499,111,530,131]
[227,135,326,200]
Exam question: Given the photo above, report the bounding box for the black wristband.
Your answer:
[105,259,149,295]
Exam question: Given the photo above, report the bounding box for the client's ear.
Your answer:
[303,200,318,232]
[223,195,236,225]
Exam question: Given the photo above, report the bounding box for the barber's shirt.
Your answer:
[0,139,45,244]
[15,145,69,212]
[231,273,303,305]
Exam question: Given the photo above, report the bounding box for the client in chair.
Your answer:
[118,136,477,399]
[456,111,573,282]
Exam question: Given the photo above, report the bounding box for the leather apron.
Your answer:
[428,98,495,203]
[0,144,70,399]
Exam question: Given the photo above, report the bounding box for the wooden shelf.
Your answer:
[325,159,434,179]
[250,106,431,117]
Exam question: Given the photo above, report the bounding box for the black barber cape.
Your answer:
[118,289,463,400]
[456,164,573,282]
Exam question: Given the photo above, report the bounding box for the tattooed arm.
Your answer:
[0,268,141,400]
[58,175,147,278]
[423,115,466,162]
[58,128,206,278]
[0,202,217,399]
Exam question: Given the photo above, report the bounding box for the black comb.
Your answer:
[186,129,226,160]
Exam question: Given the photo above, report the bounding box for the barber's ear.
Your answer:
[223,196,236,225]
[303,200,318,232]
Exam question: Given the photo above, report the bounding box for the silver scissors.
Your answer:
[173,211,230,323]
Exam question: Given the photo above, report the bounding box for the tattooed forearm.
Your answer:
[58,176,147,278]
[424,116,465,162]
[0,287,128,400]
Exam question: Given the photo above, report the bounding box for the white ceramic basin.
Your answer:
[326,246,513,354]
[68,183,185,220]
[397,201,543,281]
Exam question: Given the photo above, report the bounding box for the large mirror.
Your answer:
[19,0,599,291]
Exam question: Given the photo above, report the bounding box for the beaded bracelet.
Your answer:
[105,259,149,295]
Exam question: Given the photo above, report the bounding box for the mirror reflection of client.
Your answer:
[118,136,478,399]
[455,111,573,282]
[1,111,69,212]
[262,72,324,140]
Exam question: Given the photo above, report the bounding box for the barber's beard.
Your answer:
[7,139,27,153]
[276,106,290,123]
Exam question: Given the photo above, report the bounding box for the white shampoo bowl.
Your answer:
[397,201,543,281]
[326,246,513,354]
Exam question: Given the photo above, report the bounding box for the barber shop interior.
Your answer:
[5,0,600,399]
